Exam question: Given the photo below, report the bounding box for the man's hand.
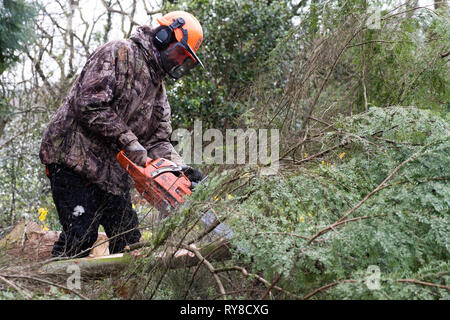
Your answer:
[182,166,203,189]
[124,140,147,167]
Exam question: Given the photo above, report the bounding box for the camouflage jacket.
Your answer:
[40,26,184,195]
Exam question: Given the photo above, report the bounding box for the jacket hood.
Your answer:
[130,25,165,78]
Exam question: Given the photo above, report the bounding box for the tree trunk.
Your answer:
[40,239,232,277]
[435,0,447,10]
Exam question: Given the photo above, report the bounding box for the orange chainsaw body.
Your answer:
[117,151,192,216]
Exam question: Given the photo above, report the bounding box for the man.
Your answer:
[39,11,203,258]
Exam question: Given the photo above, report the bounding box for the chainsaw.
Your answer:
[117,150,233,239]
[117,150,192,217]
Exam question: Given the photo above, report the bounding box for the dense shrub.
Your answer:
[226,106,449,299]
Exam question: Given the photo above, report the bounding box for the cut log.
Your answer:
[0,220,110,261]
[0,220,56,261]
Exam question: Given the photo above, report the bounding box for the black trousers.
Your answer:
[47,164,141,258]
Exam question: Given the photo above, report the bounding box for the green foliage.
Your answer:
[0,124,53,229]
[0,0,37,74]
[243,1,449,139]
[352,8,450,113]
[227,106,449,299]
[328,1,449,113]
[0,0,37,149]
[162,0,294,128]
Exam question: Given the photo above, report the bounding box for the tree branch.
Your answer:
[308,144,430,245]
[0,275,33,299]
[180,243,227,300]
[4,274,89,300]
[100,0,139,27]
[397,279,450,290]
[301,279,357,300]
[215,266,301,299]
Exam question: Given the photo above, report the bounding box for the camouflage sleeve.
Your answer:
[143,87,185,166]
[73,42,137,149]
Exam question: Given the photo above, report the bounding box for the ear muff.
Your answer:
[153,25,174,50]
[153,18,186,50]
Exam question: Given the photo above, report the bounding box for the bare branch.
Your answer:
[308,143,432,245]
[301,279,357,300]
[397,278,450,290]
[0,275,33,299]
[215,266,301,299]
[100,0,139,27]
[4,274,89,300]
[180,243,227,300]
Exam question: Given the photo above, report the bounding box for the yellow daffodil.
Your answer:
[298,215,305,223]
[38,207,47,221]
[338,152,346,159]
[42,225,49,231]
[141,231,152,241]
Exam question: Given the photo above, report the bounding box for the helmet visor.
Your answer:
[180,38,204,69]
[169,56,197,79]
[161,42,202,79]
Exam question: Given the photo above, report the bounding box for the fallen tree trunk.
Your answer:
[1,220,232,277]
[39,238,232,277]
[40,253,132,276]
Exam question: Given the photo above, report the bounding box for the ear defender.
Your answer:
[153,26,173,50]
[153,18,186,50]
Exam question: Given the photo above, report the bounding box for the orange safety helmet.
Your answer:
[156,11,204,68]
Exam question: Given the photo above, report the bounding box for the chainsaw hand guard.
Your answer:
[117,150,192,217]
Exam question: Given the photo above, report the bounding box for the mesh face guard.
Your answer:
[160,42,198,79]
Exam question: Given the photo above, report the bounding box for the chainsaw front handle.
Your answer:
[150,165,183,177]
